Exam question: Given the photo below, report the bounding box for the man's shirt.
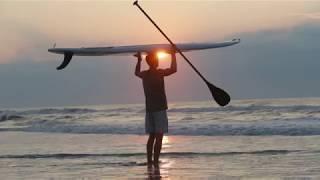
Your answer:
[140,69,168,112]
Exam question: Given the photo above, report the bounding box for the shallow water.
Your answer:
[1,98,320,179]
[0,132,320,179]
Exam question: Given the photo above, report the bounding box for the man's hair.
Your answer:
[146,53,158,68]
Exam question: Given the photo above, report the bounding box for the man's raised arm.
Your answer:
[161,52,177,76]
[134,52,144,78]
[170,52,177,73]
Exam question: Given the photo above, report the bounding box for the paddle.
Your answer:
[133,0,230,106]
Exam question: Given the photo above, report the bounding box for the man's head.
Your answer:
[146,53,159,69]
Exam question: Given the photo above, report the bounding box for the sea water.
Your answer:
[0,98,320,179]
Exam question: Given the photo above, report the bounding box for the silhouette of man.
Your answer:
[135,51,177,166]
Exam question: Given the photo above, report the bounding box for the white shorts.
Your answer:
[145,110,168,134]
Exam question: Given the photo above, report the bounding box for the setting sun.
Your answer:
[157,51,168,60]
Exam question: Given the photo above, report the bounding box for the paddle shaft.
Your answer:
[133,1,209,84]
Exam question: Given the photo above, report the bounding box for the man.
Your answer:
[135,51,177,166]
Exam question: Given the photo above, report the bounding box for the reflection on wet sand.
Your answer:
[146,135,174,179]
[146,158,174,180]
[146,164,161,180]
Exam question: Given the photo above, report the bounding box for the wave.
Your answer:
[0,150,301,159]
[0,107,139,116]
[3,104,320,116]
[21,108,100,115]
[1,123,320,136]
[2,101,320,136]
[168,104,320,113]
[1,116,319,136]
[0,114,24,122]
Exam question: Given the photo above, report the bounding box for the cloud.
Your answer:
[0,1,311,64]
[0,19,53,63]
[1,2,320,107]
[0,20,320,108]
[205,20,320,99]
[304,13,320,20]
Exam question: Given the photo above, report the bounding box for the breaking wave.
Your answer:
[0,114,24,122]
[2,99,320,136]
[168,104,320,113]
[0,150,301,159]
[0,117,320,136]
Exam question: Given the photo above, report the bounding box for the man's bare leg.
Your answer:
[153,133,163,165]
[147,133,155,164]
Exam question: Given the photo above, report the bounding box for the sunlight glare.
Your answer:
[157,51,168,60]
[163,135,170,144]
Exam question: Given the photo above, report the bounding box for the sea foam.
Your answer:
[1,98,320,136]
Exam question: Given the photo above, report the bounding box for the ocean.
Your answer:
[0,98,320,179]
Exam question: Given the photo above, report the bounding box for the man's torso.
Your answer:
[142,69,168,112]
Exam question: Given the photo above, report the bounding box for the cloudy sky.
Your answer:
[0,1,320,108]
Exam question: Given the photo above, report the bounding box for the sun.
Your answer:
[156,51,168,60]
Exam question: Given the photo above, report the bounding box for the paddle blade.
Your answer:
[206,82,230,106]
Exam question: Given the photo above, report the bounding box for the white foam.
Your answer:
[1,98,320,136]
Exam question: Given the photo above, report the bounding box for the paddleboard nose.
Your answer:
[232,38,240,43]
[48,48,55,53]
[48,48,64,54]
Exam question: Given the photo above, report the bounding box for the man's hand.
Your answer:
[135,52,143,78]
[168,48,176,55]
[134,52,142,62]
[159,48,177,77]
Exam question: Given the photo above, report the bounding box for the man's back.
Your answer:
[141,69,168,112]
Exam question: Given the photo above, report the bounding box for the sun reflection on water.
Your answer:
[163,135,170,144]
[162,135,171,150]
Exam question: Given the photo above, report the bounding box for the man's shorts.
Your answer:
[145,110,168,134]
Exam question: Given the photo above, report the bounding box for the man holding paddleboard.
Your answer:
[135,52,177,166]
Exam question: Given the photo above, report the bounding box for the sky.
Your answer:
[0,1,320,108]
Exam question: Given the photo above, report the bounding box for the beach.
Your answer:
[1,98,320,179]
